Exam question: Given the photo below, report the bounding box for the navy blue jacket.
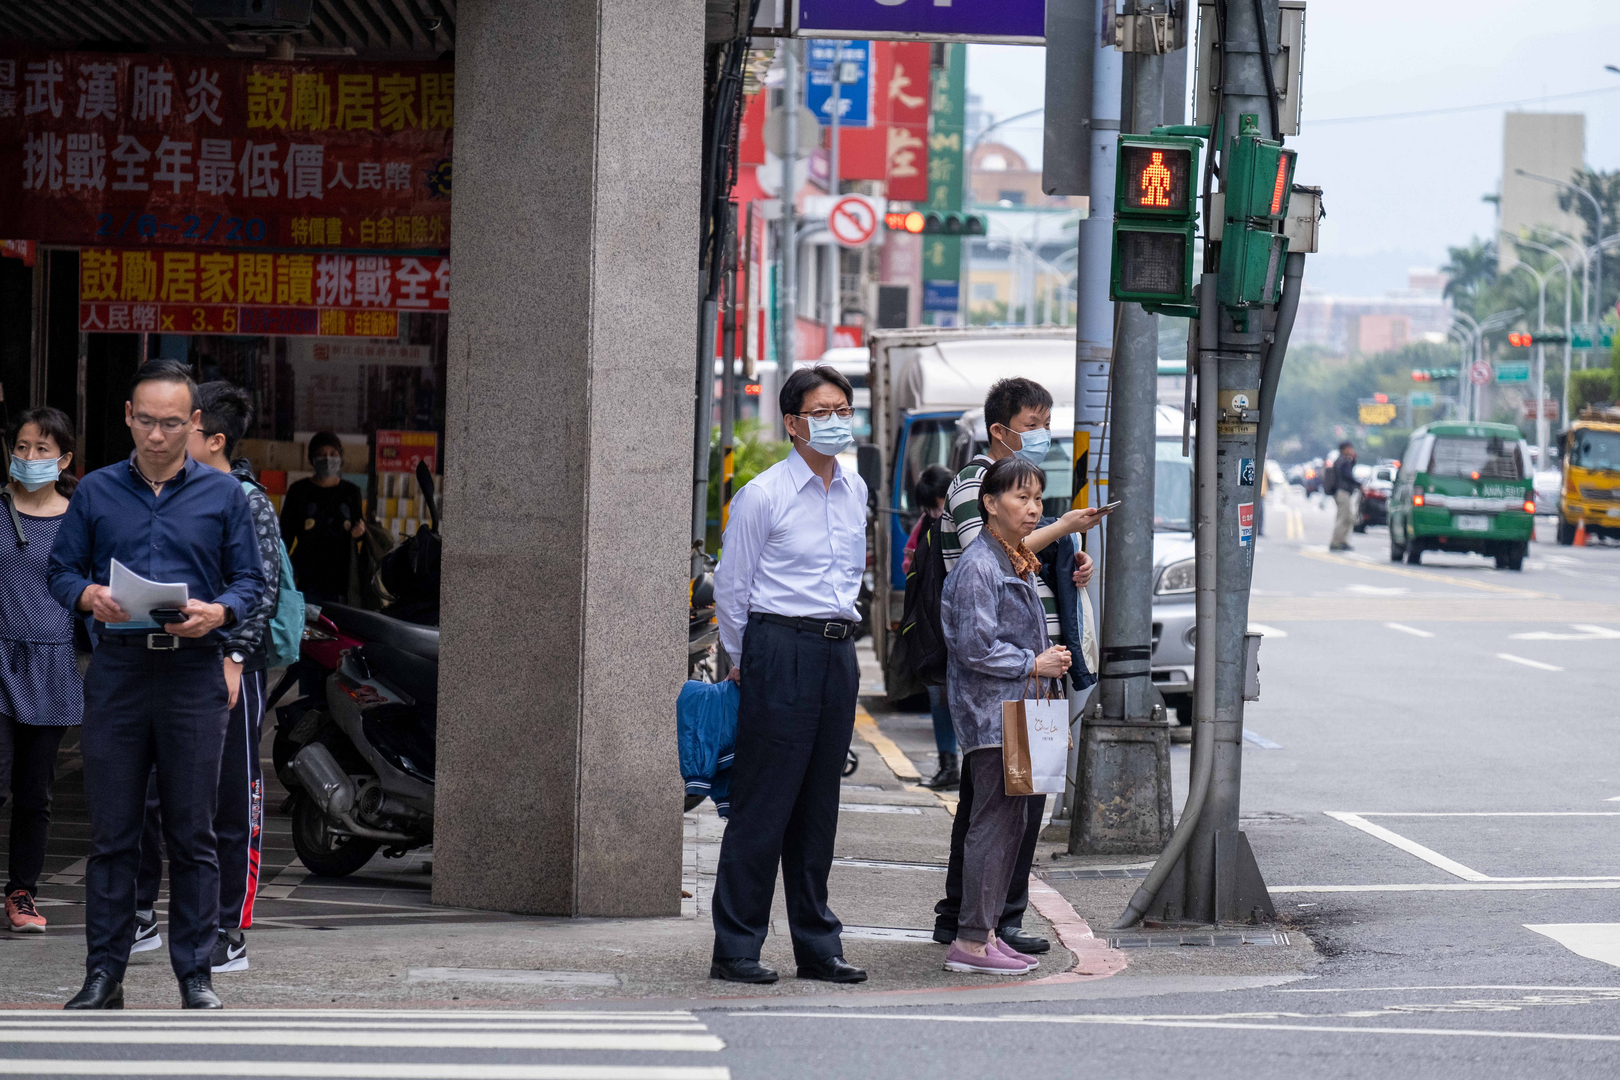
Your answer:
[1039,527,1096,691]
[48,454,267,642]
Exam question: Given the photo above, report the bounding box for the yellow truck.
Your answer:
[1556,407,1620,544]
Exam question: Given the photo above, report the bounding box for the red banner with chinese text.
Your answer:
[2,52,452,249]
[77,248,446,336]
[836,42,929,201]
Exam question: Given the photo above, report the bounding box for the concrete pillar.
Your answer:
[434,0,701,916]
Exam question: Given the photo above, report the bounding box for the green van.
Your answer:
[1388,421,1536,570]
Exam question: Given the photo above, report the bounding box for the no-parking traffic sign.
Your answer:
[828,195,880,248]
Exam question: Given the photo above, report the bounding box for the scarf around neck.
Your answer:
[987,524,1041,578]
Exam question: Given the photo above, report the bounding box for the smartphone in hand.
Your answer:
[1099,500,1123,513]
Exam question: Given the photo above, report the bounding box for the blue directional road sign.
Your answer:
[796,0,1046,43]
[806,39,872,128]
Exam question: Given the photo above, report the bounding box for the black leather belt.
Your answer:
[98,633,221,652]
[753,612,858,640]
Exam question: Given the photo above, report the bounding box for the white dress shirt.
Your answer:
[715,449,868,661]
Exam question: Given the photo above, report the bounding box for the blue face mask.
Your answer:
[801,413,855,457]
[1007,426,1051,465]
[10,455,61,492]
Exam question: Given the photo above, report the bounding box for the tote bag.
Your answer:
[1001,676,1070,795]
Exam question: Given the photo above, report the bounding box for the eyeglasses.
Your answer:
[131,415,192,434]
[793,406,855,422]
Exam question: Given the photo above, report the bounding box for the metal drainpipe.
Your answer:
[1254,252,1306,470]
[1113,273,1220,929]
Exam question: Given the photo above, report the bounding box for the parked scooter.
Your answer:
[271,463,442,877]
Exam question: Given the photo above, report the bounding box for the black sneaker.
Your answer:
[131,910,162,955]
[211,929,248,973]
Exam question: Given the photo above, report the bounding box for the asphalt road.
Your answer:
[7,491,1620,1079]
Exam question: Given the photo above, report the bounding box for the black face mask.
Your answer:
[312,455,342,479]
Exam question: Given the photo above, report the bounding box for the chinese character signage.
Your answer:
[78,247,447,336]
[834,42,929,201]
[1,52,452,249]
[922,44,965,318]
[375,430,438,474]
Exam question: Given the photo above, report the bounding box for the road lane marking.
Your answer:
[1509,624,1620,640]
[1277,984,1620,994]
[839,803,923,815]
[1497,652,1563,671]
[1272,882,1620,893]
[1384,622,1434,637]
[1298,548,1548,597]
[1352,812,1620,817]
[853,707,921,781]
[0,1031,726,1051]
[1322,812,1489,881]
[0,1066,728,1080]
[1242,730,1282,749]
[728,1011,1620,1044]
[1525,924,1620,968]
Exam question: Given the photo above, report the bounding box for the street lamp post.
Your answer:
[1516,168,1603,338]
[1513,237,1573,465]
[1453,310,1482,421]
[1504,256,1548,467]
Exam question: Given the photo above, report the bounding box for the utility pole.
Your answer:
[781,40,800,372]
[824,41,844,355]
[1070,0,1174,857]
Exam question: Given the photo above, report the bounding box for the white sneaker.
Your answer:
[130,910,162,954]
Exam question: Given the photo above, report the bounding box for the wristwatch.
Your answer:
[227,650,246,665]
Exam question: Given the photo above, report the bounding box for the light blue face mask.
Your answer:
[10,455,61,492]
[1007,426,1051,465]
[801,413,855,456]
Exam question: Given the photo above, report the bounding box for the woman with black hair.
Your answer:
[939,455,1071,975]
[0,407,82,934]
[905,464,961,790]
[278,431,366,604]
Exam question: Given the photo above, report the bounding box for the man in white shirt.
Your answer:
[709,366,869,985]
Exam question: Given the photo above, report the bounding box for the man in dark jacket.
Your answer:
[1329,441,1359,551]
[135,382,281,978]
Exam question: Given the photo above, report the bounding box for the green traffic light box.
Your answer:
[1110,135,1201,305]
[1218,115,1297,309]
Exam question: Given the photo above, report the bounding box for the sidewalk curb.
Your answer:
[1023,876,1129,984]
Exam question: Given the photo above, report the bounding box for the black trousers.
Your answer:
[0,717,69,896]
[138,668,267,931]
[933,749,1046,936]
[81,646,228,982]
[711,616,857,965]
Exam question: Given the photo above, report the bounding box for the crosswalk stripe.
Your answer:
[0,1032,724,1052]
[0,1063,729,1080]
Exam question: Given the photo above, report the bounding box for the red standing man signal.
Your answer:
[1140,150,1174,208]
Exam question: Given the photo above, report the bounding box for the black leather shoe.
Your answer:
[64,971,123,1010]
[796,955,867,983]
[997,926,1051,954]
[709,957,779,984]
[179,973,223,1009]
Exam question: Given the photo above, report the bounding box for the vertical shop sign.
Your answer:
[922,44,966,316]
[834,42,930,201]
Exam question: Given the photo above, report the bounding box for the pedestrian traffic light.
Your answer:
[883,210,987,235]
[1218,115,1296,309]
[1111,134,1201,307]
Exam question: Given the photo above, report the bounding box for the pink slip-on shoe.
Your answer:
[944,941,1031,975]
[992,937,1037,969]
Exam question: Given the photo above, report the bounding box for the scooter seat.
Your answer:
[321,603,439,662]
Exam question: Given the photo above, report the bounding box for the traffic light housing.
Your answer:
[883,210,986,235]
[1110,135,1201,306]
[1507,331,1567,347]
[1410,368,1459,382]
[1217,116,1296,309]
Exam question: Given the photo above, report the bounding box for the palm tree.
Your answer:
[1442,238,1496,317]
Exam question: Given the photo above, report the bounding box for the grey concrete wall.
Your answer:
[435,0,700,916]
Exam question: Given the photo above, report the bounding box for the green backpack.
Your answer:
[243,480,305,669]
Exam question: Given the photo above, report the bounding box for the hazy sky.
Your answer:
[967,0,1620,295]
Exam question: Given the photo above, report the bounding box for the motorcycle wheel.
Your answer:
[290,791,381,878]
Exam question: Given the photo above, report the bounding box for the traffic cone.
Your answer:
[1574,520,1588,547]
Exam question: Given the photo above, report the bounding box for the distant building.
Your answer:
[1498,113,1586,271]
[969,142,1086,211]
[1294,270,1453,356]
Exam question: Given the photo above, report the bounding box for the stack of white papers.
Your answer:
[105,559,190,630]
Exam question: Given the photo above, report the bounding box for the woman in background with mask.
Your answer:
[278,431,367,604]
[0,407,82,934]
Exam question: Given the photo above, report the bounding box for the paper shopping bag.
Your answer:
[1001,679,1070,795]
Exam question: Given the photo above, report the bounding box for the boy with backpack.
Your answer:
[134,381,303,974]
